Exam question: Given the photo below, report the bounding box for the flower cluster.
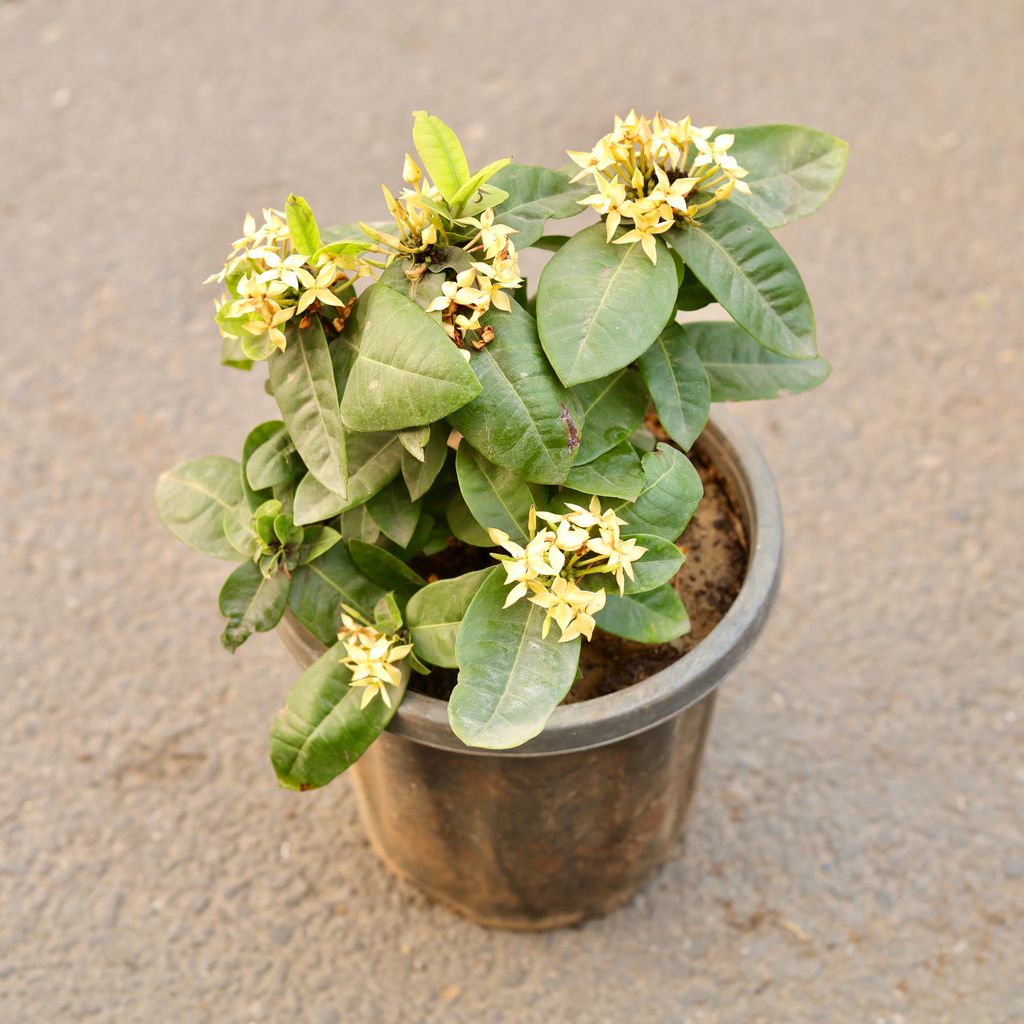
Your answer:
[488,497,648,643]
[366,157,523,350]
[338,611,413,710]
[568,111,752,263]
[207,208,361,356]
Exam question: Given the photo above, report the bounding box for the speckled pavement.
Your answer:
[3,2,1022,1021]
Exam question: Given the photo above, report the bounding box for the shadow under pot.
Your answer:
[278,410,783,930]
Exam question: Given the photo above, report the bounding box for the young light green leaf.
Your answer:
[288,544,387,645]
[459,183,510,219]
[348,539,426,607]
[489,164,592,248]
[340,284,481,432]
[405,567,492,668]
[296,525,342,566]
[724,125,849,229]
[449,157,512,212]
[155,456,246,561]
[667,203,817,360]
[365,478,422,547]
[402,425,449,501]
[219,561,291,652]
[411,110,471,204]
[285,193,322,257]
[572,368,648,465]
[448,301,583,484]
[455,444,533,545]
[270,642,408,791]
[595,585,690,643]
[638,323,711,450]
[537,222,678,386]
[449,568,581,749]
[269,319,347,492]
[563,441,644,500]
[687,321,831,400]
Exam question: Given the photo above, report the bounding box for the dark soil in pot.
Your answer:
[408,448,748,703]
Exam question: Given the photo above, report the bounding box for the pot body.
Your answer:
[278,411,782,929]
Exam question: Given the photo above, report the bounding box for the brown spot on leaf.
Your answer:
[560,402,580,453]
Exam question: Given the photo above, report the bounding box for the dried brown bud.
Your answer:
[479,325,495,344]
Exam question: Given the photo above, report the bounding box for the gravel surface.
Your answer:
[3,1,1022,1021]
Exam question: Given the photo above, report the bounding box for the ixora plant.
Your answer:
[156,111,846,791]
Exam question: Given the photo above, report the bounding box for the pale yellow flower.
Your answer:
[458,207,516,259]
[297,262,345,313]
[339,622,412,710]
[585,533,647,595]
[528,577,607,642]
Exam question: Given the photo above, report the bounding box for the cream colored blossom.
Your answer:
[338,616,412,710]
[297,262,345,313]
[568,112,753,262]
[528,576,607,643]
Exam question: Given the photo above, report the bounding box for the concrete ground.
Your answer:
[2,1,1022,1021]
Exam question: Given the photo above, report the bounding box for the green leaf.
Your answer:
[490,164,592,248]
[365,478,422,547]
[247,424,303,490]
[402,425,449,501]
[340,284,481,432]
[405,567,491,668]
[666,203,817,360]
[449,157,512,212]
[572,368,648,465]
[293,430,403,525]
[638,323,711,450]
[220,334,253,370]
[449,568,581,749]
[725,125,849,229]
[687,321,831,401]
[269,642,408,791]
[676,269,715,311]
[460,183,510,219]
[455,444,533,545]
[288,544,387,645]
[446,490,492,547]
[590,533,683,595]
[348,540,426,607]
[269,319,347,493]
[155,456,246,561]
[340,503,380,544]
[285,193,322,257]
[537,223,678,386]
[564,441,644,500]
[618,444,703,542]
[398,425,430,461]
[595,585,690,643]
[219,561,291,652]
[412,110,470,204]
[296,525,342,565]
[448,301,583,484]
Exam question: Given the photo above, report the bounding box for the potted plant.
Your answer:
[156,110,846,928]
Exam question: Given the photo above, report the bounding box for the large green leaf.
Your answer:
[269,319,348,493]
[247,424,303,490]
[448,302,582,484]
[288,544,387,645]
[638,323,711,450]
[365,478,422,547]
[595,585,690,643]
[340,284,481,432]
[572,368,648,465]
[725,125,849,229]
[285,193,322,257]
[455,444,533,544]
[293,431,403,525]
[269,642,408,791]
[411,110,470,204]
[687,321,831,401]
[448,568,581,749]
[240,420,284,508]
[446,490,492,547]
[666,204,817,360]
[219,561,291,652]
[405,568,491,669]
[563,441,644,500]
[489,164,591,248]
[155,456,246,561]
[401,424,449,501]
[537,223,678,386]
[348,540,426,608]
[589,534,683,596]
[340,503,381,545]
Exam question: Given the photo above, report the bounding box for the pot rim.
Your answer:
[280,408,783,757]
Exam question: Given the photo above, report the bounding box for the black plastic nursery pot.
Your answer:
[278,410,783,930]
